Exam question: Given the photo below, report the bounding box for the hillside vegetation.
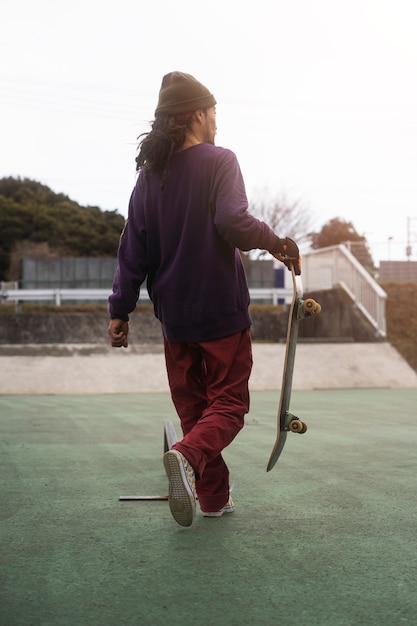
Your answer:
[382,282,417,372]
[0,177,125,281]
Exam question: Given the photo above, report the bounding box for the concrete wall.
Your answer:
[0,287,380,345]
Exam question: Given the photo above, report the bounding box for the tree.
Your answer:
[249,192,313,258]
[0,177,126,281]
[310,217,374,270]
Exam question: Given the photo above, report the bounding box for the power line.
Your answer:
[0,74,152,122]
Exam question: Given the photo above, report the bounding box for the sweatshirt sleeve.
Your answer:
[108,182,148,319]
[212,150,280,253]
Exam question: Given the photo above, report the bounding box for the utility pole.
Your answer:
[406,217,416,260]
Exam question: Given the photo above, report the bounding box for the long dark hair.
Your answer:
[135,112,194,188]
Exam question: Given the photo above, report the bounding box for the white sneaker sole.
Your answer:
[203,503,235,518]
[163,451,196,527]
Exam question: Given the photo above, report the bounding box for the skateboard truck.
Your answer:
[284,412,308,434]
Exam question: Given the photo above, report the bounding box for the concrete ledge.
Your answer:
[1,343,416,395]
[0,343,164,357]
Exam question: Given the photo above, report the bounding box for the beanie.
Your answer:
[155,71,216,116]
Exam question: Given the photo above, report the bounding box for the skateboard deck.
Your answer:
[163,418,178,452]
[266,264,321,471]
[119,419,178,501]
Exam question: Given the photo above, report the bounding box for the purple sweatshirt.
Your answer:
[109,143,280,342]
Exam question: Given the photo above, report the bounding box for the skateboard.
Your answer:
[119,419,178,501]
[266,264,321,471]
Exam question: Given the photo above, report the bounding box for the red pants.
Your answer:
[164,328,252,512]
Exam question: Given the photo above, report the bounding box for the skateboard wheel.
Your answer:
[289,419,308,434]
[303,298,321,315]
[289,420,302,433]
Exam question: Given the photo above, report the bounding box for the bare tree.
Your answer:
[249,191,314,258]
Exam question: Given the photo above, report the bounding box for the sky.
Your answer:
[1,0,416,265]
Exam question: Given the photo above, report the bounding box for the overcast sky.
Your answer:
[1,0,416,264]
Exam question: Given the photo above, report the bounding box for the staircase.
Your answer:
[302,244,387,338]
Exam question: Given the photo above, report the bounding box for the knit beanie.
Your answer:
[155,71,216,116]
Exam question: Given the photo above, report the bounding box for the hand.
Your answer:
[108,318,129,348]
[272,237,301,275]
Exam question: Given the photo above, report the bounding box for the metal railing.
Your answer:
[0,286,294,307]
[0,288,115,306]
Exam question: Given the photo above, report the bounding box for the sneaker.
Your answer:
[202,496,235,518]
[163,450,196,527]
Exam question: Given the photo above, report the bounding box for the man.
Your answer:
[108,71,301,527]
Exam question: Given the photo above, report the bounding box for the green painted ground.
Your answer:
[1,389,416,626]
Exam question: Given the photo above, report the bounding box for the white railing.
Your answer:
[0,288,116,306]
[301,244,387,337]
[0,287,294,306]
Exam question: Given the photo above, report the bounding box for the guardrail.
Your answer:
[0,288,115,306]
[0,287,294,306]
